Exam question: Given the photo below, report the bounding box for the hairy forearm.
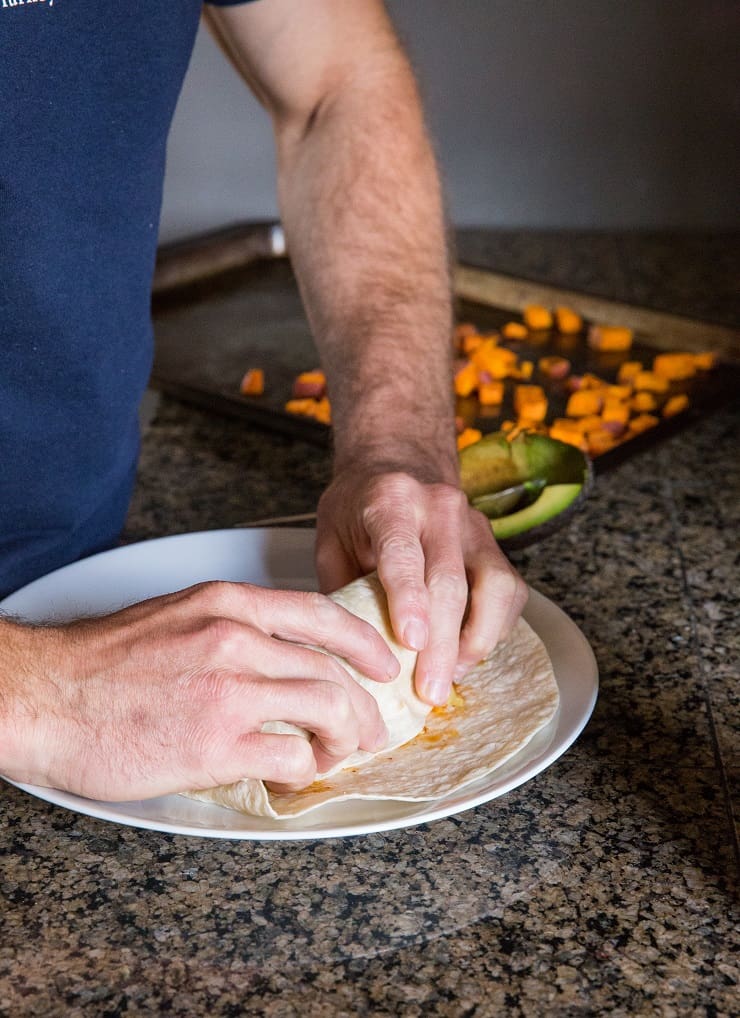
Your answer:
[0,619,51,784]
[275,43,457,482]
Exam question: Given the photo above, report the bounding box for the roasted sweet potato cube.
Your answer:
[662,394,690,417]
[471,341,518,379]
[514,384,548,422]
[629,413,660,435]
[633,371,669,393]
[631,391,658,413]
[454,360,479,397]
[566,390,603,417]
[587,325,634,352]
[554,306,583,334]
[292,370,326,399]
[602,398,630,427]
[523,305,553,331]
[239,368,265,396]
[502,321,528,340]
[606,384,632,401]
[478,380,504,406]
[693,351,717,370]
[548,419,588,451]
[617,361,643,384]
[538,355,571,379]
[462,333,484,355]
[652,353,696,381]
[457,427,483,451]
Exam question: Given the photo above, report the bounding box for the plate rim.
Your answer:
[1,527,598,840]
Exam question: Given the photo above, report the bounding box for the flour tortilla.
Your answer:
[186,573,559,818]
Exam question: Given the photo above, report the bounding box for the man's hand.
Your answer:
[0,583,398,801]
[316,467,528,707]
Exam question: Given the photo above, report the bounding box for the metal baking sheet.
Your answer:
[151,248,739,470]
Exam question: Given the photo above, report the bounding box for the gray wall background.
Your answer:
[159,1,739,242]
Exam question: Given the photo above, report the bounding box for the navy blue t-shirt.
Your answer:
[0,0,255,598]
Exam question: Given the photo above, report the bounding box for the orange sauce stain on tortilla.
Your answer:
[303,780,334,794]
[419,726,460,746]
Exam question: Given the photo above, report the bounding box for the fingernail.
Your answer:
[386,654,401,679]
[403,618,428,651]
[424,678,450,706]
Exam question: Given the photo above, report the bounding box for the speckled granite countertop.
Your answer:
[2,235,738,1015]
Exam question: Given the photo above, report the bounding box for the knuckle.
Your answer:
[188,580,236,615]
[428,568,469,607]
[275,738,316,785]
[196,617,244,660]
[301,591,340,635]
[317,679,353,724]
[435,483,469,514]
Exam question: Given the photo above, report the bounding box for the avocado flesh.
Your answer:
[491,484,583,541]
[460,432,588,501]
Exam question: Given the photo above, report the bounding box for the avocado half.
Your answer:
[459,432,593,549]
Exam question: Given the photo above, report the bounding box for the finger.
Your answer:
[455,524,529,679]
[230,638,390,752]
[181,583,399,683]
[412,506,471,706]
[250,673,387,774]
[199,732,318,793]
[363,483,430,654]
[254,589,400,683]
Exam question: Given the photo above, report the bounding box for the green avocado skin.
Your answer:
[491,484,583,541]
[459,432,588,500]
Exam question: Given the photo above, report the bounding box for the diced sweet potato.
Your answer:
[554,306,583,334]
[606,384,632,401]
[523,305,553,331]
[457,427,482,451]
[312,397,332,424]
[471,341,518,379]
[538,355,571,379]
[662,394,690,417]
[577,414,605,435]
[513,360,534,380]
[548,419,588,451]
[454,360,479,397]
[566,390,603,417]
[631,391,658,413]
[239,368,265,396]
[632,371,669,393]
[602,398,630,428]
[629,413,660,435]
[587,325,634,352]
[652,353,696,381]
[285,397,317,416]
[617,361,643,384]
[478,380,504,406]
[292,370,326,399]
[502,321,528,340]
[582,373,609,390]
[693,351,717,370]
[514,384,548,422]
[462,333,484,355]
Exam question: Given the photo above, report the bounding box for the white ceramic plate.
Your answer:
[0,528,598,840]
